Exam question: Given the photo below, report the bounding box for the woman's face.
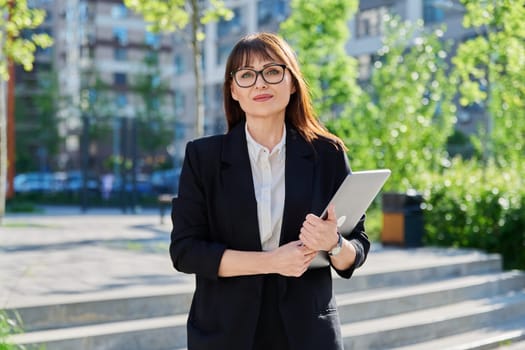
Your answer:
[230,55,296,123]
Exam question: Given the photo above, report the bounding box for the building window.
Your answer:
[174,55,185,75]
[423,0,445,24]
[257,0,287,26]
[113,27,128,45]
[175,91,185,113]
[355,6,389,39]
[116,93,127,108]
[114,73,127,86]
[111,4,128,19]
[114,47,127,61]
[145,50,159,64]
[218,7,242,37]
[217,42,234,66]
[145,32,161,49]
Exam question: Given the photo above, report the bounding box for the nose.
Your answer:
[254,72,267,88]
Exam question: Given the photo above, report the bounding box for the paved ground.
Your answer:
[0,206,191,309]
[0,205,493,310]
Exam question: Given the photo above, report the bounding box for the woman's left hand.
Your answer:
[299,204,339,252]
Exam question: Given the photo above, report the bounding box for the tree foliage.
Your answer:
[0,1,52,79]
[453,0,525,167]
[0,0,53,221]
[124,0,233,138]
[284,11,456,192]
[130,52,173,162]
[280,0,362,120]
[15,70,62,172]
[337,18,456,191]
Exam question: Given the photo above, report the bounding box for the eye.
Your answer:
[239,70,255,79]
[264,67,281,76]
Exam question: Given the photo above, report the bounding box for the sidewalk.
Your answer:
[1,206,191,309]
[1,206,493,310]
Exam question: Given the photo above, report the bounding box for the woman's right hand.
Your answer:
[268,240,318,277]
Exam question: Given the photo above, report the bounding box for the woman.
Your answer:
[170,32,370,350]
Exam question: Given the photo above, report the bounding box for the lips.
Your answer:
[253,94,273,102]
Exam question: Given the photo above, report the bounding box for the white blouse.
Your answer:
[245,124,286,251]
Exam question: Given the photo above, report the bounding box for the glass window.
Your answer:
[151,75,161,88]
[257,0,288,26]
[114,73,127,86]
[145,32,161,49]
[114,47,127,61]
[145,50,159,64]
[355,6,389,39]
[175,91,185,113]
[113,27,128,45]
[174,55,185,75]
[111,4,128,19]
[116,93,127,108]
[423,0,445,24]
[218,8,242,37]
[217,42,233,65]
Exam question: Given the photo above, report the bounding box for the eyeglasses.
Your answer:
[231,64,287,88]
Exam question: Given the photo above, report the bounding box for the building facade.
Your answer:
[18,0,477,174]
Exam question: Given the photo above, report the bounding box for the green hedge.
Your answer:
[420,160,525,270]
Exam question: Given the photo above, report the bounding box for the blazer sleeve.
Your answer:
[331,150,371,279]
[169,140,226,280]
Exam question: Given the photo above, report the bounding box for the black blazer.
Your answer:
[170,122,369,350]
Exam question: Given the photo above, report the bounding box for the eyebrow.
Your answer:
[240,62,281,69]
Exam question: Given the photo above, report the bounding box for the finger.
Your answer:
[305,213,322,225]
[302,219,317,230]
[326,204,337,222]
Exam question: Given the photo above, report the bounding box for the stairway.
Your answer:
[7,246,525,350]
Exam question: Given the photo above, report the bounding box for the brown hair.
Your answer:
[222,32,346,150]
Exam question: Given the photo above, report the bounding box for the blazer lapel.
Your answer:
[280,126,315,245]
[221,122,262,251]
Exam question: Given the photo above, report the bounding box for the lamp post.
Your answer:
[80,112,90,213]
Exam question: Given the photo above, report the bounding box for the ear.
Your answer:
[231,85,239,101]
[290,83,296,95]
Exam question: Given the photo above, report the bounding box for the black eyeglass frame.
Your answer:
[230,63,288,88]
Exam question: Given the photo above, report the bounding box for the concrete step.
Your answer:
[392,317,525,350]
[334,248,503,293]
[337,270,525,323]
[6,248,519,350]
[11,289,525,350]
[8,252,508,333]
[8,284,194,332]
[342,289,525,350]
[9,315,188,350]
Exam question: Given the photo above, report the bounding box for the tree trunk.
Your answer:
[190,0,204,138]
[0,78,7,223]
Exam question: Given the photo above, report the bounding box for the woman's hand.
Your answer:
[268,240,317,277]
[299,205,339,252]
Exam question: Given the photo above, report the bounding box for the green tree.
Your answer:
[453,0,525,168]
[15,70,62,172]
[124,0,233,138]
[0,0,52,222]
[330,17,456,191]
[279,0,362,120]
[131,51,174,167]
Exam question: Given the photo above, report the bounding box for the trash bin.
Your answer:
[381,191,424,247]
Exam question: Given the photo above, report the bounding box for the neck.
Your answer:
[246,118,285,152]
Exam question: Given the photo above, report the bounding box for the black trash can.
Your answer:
[381,191,424,247]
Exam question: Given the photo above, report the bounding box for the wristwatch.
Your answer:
[328,232,343,257]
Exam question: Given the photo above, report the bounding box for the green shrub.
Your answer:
[421,159,525,270]
[0,311,22,350]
